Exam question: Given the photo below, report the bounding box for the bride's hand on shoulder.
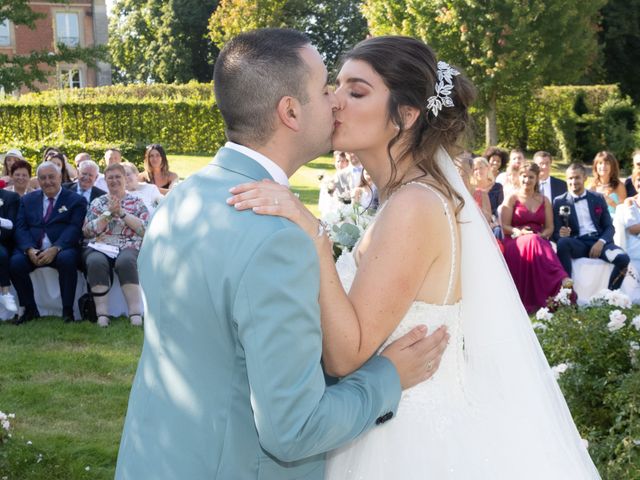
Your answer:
[228,179,319,237]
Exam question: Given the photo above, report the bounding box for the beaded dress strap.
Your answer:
[403,182,457,305]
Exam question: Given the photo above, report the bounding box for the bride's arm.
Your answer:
[229,181,448,377]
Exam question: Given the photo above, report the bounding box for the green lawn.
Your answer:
[0,153,579,479]
[0,154,332,479]
[169,153,332,217]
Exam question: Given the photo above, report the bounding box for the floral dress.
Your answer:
[84,193,149,251]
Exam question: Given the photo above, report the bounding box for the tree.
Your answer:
[208,0,367,76]
[361,0,606,146]
[0,0,106,92]
[109,0,219,83]
[598,0,640,102]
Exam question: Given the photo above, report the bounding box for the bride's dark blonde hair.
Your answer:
[341,36,476,214]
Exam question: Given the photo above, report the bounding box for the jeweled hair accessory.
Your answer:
[426,61,460,117]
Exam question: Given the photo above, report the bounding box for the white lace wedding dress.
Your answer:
[324,171,601,479]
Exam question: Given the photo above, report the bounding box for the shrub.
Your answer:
[534,295,640,479]
[0,84,224,155]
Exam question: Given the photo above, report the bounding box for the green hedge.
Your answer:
[0,84,224,156]
[497,85,638,166]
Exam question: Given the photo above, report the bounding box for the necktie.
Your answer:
[40,197,54,248]
[43,197,54,222]
[574,195,587,202]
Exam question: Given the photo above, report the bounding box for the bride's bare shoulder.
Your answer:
[369,182,454,245]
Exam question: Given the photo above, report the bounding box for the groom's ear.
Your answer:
[276,96,302,132]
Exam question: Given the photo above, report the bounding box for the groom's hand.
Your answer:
[380,325,449,390]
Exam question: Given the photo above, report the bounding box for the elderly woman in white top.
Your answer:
[122,161,163,214]
[82,163,149,327]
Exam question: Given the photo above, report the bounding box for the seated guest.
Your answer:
[74,152,91,167]
[496,148,524,197]
[1,149,25,187]
[63,160,106,203]
[44,148,78,182]
[10,161,87,324]
[138,144,178,195]
[0,187,20,314]
[553,163,630,291]
[352,169,376,208]
[589,150,626,214]
[46,152,73,184]
[624,149,640,197]
[83,164,149,327]
[483,146,508,180]
[122,162,163,213]
[96,148,123,191]
[333,152,363,204]
[456,151,474,194]
[6,160,34,197]
[533,151,567,202]
[472,156,503,229]
[501,162,570,312]
[621,167,640,265]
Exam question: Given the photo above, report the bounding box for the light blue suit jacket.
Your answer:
[115,147,401,479]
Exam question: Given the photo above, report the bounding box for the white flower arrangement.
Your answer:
[535,307,553,322]
[632,315,640,331]
[321,202,375,256]
[551,363,571,380]
[0,410,15,442]
[553,287,573,306]
[57,205,68,214]
[589,289,632,309]
[607,310,627,332]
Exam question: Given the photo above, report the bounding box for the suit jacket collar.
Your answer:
[210,147,276,183]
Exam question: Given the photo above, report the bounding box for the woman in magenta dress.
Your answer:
[501,162,571,312]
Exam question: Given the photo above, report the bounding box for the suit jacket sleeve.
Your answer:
[53,194,88,250]
[552,197,563,242]
[15,197,36,252]
[232,226,401,463]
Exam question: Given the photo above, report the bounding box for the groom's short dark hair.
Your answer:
[214,28,311,146]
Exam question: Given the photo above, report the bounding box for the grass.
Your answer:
[0,153,577,479]
[0,154,331,479]
[0,317,143,479]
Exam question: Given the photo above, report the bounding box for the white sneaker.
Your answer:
[97,316,110,328]
[0,293,18,314]
[130,314,143,326]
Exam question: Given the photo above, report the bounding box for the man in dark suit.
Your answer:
[10,161,88,323]
[0,188,20,313]
[63,159,106,204]
[552,162,629,290]
[534,151,567,202]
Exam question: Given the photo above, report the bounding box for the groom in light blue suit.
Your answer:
[115,29,447,479]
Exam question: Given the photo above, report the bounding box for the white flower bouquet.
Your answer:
[321,202,376,259]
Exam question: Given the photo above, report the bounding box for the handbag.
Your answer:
[78,288,110,323]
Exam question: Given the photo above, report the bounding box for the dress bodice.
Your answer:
[512,200,545,233]
[335,247,467,431]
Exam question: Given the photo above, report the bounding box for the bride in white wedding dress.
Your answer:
[229,36,601,479]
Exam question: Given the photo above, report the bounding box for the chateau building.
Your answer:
[0,1,111,92]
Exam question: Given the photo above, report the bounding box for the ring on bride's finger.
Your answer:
[274,198,279,206]
[426,361,433,371]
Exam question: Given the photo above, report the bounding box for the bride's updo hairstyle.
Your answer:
[341,36,476,211]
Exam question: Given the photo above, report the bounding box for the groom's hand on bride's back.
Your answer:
[381,325,449,390]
